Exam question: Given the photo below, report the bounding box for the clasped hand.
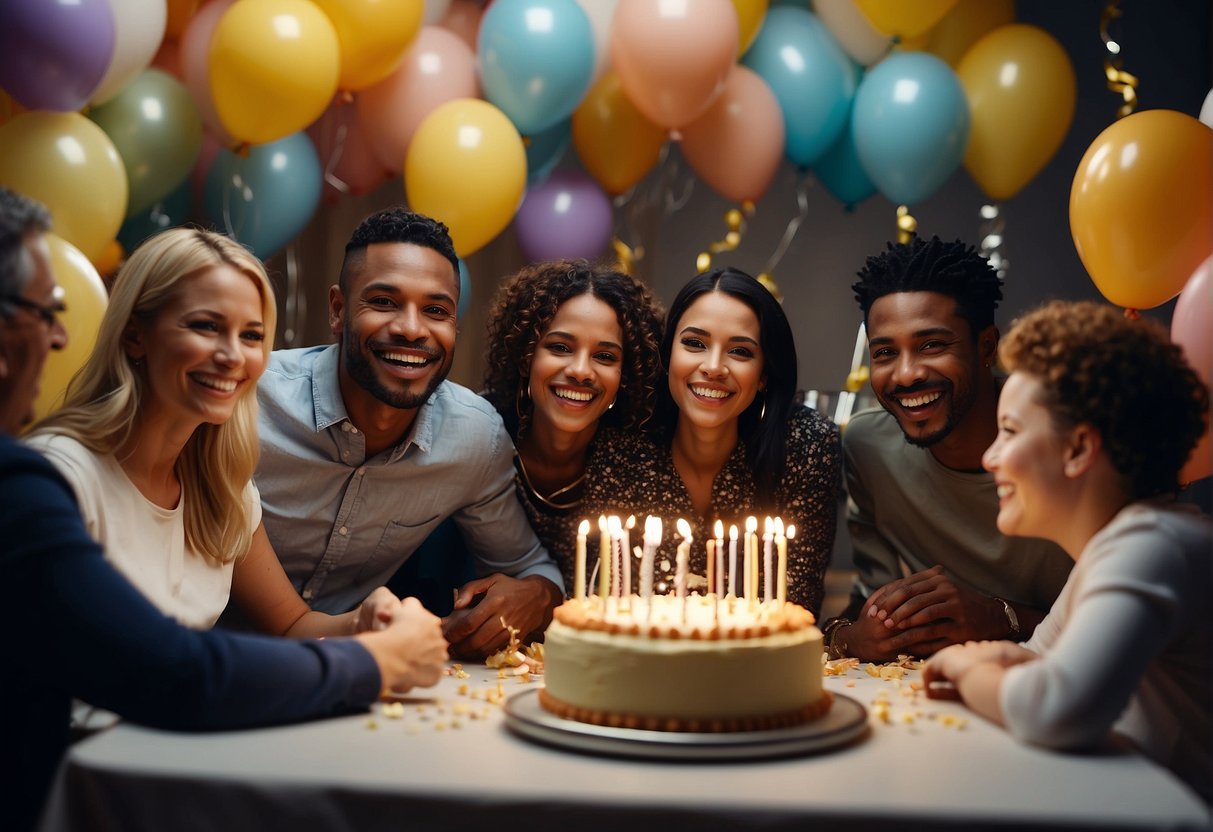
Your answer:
[442,573,562,659]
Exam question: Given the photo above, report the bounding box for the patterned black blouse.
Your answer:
[577,407,841,616]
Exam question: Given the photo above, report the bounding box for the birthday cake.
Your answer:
[540,595,830,732]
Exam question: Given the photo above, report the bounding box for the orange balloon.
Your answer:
[959,24,1075,201]
[311,0,424,91]
[165,0,201,40]
[1070,110,1213,310]
[924,0,1015,66]
[572,72,666,197]
[90,239,125,280]
[854,0,958,40]
[0,89,26,128]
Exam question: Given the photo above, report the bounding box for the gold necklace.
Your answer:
[514,452,586,511]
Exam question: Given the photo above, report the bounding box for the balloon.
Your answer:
[152,39,184,79]
[0,111,128,264]
[742,7,856,168]
[958,24,1074,202]
[166,0,202,40]
[1201,87,1213,129]
[203,131,323,258]
[525,120,572,185]
[456,258,472,318]
[813,0,889,66]
[813,97,876,209]
[91,0,168,105]
[610,0,739,129]
[477,0,596,135]
[90,239,125,280]
[854,0,958,40]
[1172,256,1212,484]
[307,100,390,201]
[118,178,195,254]
[89,69,204,217]
[680,66,785,203]
[33,234,109,421]
[0,89,25,129]
[311,0,425,91]
[514,169,613,262]
[921,0,1015,67]
[574,0,618,82]
[1070,110,1212,310]
[572,71,666,196]
[437,0,485,50]
[209,0,340,145]
[733,0,769,56]
[0,0,115,111]
[424,0,453,25]
[180,0,236,146]
[852,51,970,205]
[357,26,479,173]
[405,99,527,256]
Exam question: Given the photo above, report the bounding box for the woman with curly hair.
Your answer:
[482,260,663,591]
[924,300,1211,801]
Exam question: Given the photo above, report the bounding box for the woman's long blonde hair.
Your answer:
[31,228,277,563]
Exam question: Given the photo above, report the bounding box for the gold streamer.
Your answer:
[896,205,918,244]
[611,237,643,275]
[1101,1,1139,119]
[696,201,754,273]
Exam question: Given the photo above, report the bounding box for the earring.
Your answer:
[606,397,616,411]
[759,397,766,422]
[515,382,529,421]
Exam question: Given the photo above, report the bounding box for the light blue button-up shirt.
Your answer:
[255,345,562,615]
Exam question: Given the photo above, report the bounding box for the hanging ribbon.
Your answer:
[896,204,918,244]
[1101,0,1139,120]
[978,202,1009,280]
[282,242,305,347]
[696,201,754,273]
[755,173,812,300]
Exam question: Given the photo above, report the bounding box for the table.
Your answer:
[39,660,1210,832]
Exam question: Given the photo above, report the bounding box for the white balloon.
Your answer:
[575,0,618,83]
[812,0,890,67]
[423,0,453,26]
[90,0,169,105]
[1200,87,1213,129]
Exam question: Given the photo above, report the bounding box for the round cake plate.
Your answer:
[502,688,869,761]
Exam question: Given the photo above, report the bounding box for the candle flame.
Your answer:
[578,519,590,536]
[764,516,773,534]
[786,525,796,539]
[608,515,622,534]
[729,523,739,540]
[676,517,692,539]
[774,516,784,536]
[598,514,607,531]
[745,516,757,533]
[625,514,636,529]
[714,519,724,538]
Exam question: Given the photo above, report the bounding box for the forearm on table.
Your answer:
[953,662,1009,727]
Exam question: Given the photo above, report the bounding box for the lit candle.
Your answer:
[706,538,715,599]
[784,524,795,606]
[763,516,774,603]
[744,516,757,603]
[727,524,739,597]
[775,518,787,605]
[641,515,661,600]
[574,518,589,600]
[714,520,725,597]
[597,515,610,602]
[675,518,691,600]
[608,515,623,597]
[850,321,867,374]
[623,515,635,598]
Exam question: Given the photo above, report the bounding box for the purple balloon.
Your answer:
[514,169,613,263]
[0,0,116,111]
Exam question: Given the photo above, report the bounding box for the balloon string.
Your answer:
[696,202,754,273]
[1101,0,1139,119]
[978,203,1010,280]
[1123,307,1141,321]
[896,205,918,244]
[323,120,352,196]
[283,242,305,347]
[759,173,812,282]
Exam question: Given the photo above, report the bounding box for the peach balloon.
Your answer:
[572,71,666,197]
[610,0,739,129]
[180,0,235,146]
[1172,256,1212,484]
[308,100,390,201]
[356,26,478,174]
[437,0,484,51]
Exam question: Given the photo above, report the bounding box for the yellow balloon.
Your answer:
[959,24,1075,201]
[854,0,958,40]
[572,72,667,197]
[732,0,769,56]
[0,89,25,128]
[311,0,424,91]
[405,99,526,257]
[0,112,128,265]
[925,0,1015,66]
[1070,110,1213,310]
[209,0,340,145]
[33,234,110,421]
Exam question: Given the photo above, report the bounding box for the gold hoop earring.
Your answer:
[759,397,766,422]
[515,382,530,421]
[606,397,616,411]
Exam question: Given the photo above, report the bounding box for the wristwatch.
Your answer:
[994,597,1021,640]
[823,617,852,659]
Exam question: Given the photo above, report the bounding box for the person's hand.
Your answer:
[922,640,1036,700]
[866,565,1009,647]
[355,597,448,694]
[353,586,402,633]
[442,574,562,659]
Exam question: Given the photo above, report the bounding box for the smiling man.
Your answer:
[254,208,563,658]
[824,237,1072,662]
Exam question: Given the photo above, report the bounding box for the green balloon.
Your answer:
[90,68,203,218]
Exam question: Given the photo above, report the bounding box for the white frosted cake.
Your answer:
[540,595,830,732]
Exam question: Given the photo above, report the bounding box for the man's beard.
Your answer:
[886,377,976,449]
[342,325,449,411]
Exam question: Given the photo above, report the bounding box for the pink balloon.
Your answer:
[190,130,225,207]
[680,66,785,204]
[356,26,478,174]
[1172,255,1212,484]
[610,0,738,130]
[308,99,391,201]
[437,0,484,52]
[152,39,183,79]
[180,0,235,147]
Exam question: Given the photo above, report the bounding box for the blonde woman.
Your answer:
[27,228,398,635]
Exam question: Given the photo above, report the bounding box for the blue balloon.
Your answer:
[742,7,856,168]
[813,67,876,210]
[456,259,471,319]
[851,52,970,206]
[118,178,194,254]
[203,132,322,259]
[478,0,595,135]
[525,118,571,185]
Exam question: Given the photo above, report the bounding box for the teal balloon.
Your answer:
[478,0,595,135]
[89,68,203,218]
[813,70,875,210]
[457,259,471,318]
[526,118,571,185]
[118,178,194,254]
[851,52,970,206]
[203,132,322,258]
[742,7,856,168]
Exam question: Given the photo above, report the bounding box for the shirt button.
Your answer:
[342,451,349,460]
[356,467,366,476]
[339,526,348,535]
[350,426,359,435]
[302,589,313,601]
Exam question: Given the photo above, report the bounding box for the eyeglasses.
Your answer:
[3,287,66,327]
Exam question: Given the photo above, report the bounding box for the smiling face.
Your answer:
[125,264,267,433]
[982,372,1074,543]
[332,242,458,413]
[866,291,995,449]
[667,290,765,434]
[527,292,623,444]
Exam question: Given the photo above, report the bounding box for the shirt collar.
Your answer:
[311,345,351,432]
